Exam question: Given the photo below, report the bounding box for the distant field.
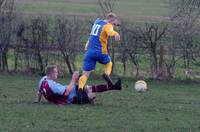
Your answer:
[15,0,170,21]
[1,75,200,131]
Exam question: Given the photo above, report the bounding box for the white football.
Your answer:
[134,80,147,92]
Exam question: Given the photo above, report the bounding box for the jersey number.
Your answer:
[90,24,101,36]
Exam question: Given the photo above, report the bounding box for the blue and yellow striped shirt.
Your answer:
[85,18,119,54]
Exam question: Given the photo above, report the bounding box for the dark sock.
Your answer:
[92,84,109,92]
[110,79,122,90]
[102,73,114,88]
[77,89,83,104]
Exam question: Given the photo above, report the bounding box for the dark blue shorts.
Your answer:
[72,86,90,104]
[82,50,111,71]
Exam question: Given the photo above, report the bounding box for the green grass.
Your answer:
[1,74,200,131]
[15,0,170,21]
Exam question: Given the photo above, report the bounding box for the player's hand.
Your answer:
[72,71,79,81]
[114,34,120,42]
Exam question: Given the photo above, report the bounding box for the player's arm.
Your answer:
[48,71,79,96]
[104,24,120,41]
[64,71,79,96]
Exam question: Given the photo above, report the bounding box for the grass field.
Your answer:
[1,74,200,132]
[15,0,170,21]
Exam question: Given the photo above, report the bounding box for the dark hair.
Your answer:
[45,65,57,75]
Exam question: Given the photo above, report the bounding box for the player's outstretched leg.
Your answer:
[90,82,121,93]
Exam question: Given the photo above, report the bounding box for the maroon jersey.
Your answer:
[39,79,68,104]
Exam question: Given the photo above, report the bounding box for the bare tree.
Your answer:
[170,21,200,79]
[15,16,51,74]
[15,20,32,71]
[97,0,117,17]
[172,0,200,18]
[119,22,144,78]
[0,0,6,11]
[170,0,200,79]
[0,0,14,72]
[29,16,50,74]
[139,23,167,79]
[13,18,23,72]
[163,29,180,80]
[117,24,129,75]
[54,16,86,75]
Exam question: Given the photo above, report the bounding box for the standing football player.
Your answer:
[78,12,121,97]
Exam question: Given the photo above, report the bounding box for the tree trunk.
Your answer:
[14,49,18,72]
[166,63,175,80]
[150,47,158,79]
[64,57,73,75]
[110,44,115,75]
[37,52,44,73]
[71,61,77,71]
[2,51,9,72]
[157,45,164,80]
[130,54,140,78]
[0,51,2,70]
[123,60,127,75]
